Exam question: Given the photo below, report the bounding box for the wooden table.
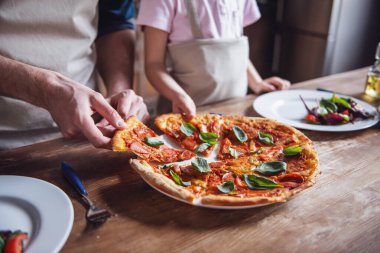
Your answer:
[1,67,379,253]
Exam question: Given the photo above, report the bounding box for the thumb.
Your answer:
[90,93,126,129]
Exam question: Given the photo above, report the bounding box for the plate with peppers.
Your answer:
[253,89,379,132]
[0,176,73,253]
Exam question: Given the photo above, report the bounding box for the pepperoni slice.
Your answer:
[209,161,224,168]
[129,141,150,154]
[182,136,198,150]
[222,172,234,182]
[180,150,196,161]
[234,176,245,188]
[278,173,304,189]
[279,173,304,183]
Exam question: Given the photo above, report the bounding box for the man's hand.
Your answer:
[45,72,148,149]
[172,93,196,120]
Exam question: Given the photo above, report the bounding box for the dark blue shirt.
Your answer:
[98,0,135,37]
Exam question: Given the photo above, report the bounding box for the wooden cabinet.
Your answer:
[247,0,380,83]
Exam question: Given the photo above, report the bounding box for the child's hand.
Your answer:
[251,76,291,94]
[172,93,196,120]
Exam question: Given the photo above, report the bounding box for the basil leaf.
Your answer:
[199,132,218,145]
[191,157,211,173]
[158,164,173,169]
[144,137,164,147]
[169,170,191,187]
[228,147,241,158]
[233,126,248,143]
[254,161,287,176]
[331,93,351,109]
[320,98,338,112]
[258,132,274,145]
[217,181,235,193]
[195,143,211,154]
[243,174,282,190]
[180,123,196,136]
[283,146,303,156]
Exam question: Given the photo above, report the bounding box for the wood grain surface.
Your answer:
[1,67,379,253]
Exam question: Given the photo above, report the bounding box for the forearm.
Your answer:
[247,59,263,93]
[96,29,135,97]
[145,62,188,101]
[0,54,60,109]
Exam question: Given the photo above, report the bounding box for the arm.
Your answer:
[96,29,135,96]
[247,59,291,94]
[96,29,148,122]
[96,0,148,123]
[0,54,127,148]
[0,55,51,109]
[144,26,196,118]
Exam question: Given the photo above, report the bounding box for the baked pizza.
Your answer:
[113,114,318,207]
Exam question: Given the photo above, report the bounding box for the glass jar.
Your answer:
[364,42,380,99]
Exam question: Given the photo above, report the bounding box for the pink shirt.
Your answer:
[137,0,261,44]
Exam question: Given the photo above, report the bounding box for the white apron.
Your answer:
[0,0,98,149]
[157,0,249,114]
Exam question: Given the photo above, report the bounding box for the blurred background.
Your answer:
[133,0,380,113]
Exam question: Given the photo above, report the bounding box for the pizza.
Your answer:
[112,116,195,163]
[113,114,318,207]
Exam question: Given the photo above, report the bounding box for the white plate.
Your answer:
[0,176,74,253]
[253,89,380,132]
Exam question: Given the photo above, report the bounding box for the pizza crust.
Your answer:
[300,144,319,182]
[130,159,196,203]
[200,193,289,206]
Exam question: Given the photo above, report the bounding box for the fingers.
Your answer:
[80,114,112,149]
[90,92,126,129]
[257,82,276,94]
[111,90,149,122]
[172,99,196,121]
[182,107,196,120]
[265,76,291,90]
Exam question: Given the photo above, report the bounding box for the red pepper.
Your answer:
[304,114,319,124]
[342,109,350,115]
[4,232,28,253]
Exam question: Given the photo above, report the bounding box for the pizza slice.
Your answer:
[155,114,222,157]
[112,116,196,163]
